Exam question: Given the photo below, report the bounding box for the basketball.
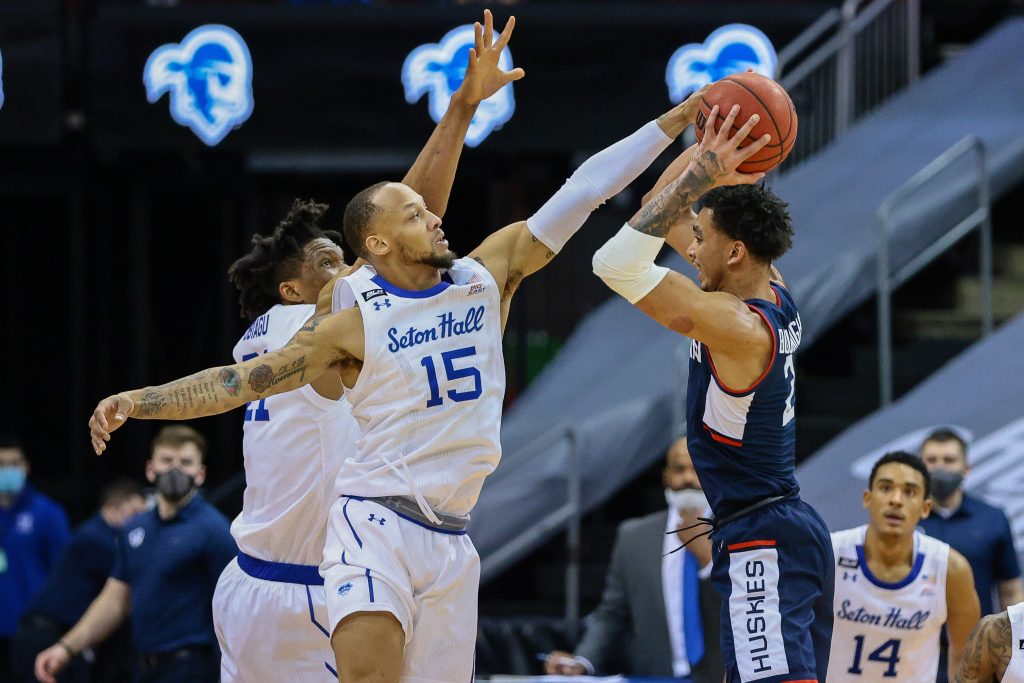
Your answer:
[694,72,798,174]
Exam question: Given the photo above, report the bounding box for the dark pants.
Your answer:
[136,645,219,683]
[9,615,90,683]
[711,497,835,683]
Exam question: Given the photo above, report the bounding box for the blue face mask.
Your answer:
[0,466,26,495]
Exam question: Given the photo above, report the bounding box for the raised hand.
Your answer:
[457,9,526,106]
[88,394,135,455]
[689,104,770,188]
[656,84,710,139]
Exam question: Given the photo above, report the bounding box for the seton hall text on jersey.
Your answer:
[242,313,270,341]
[387,305,486,352]
[778,314,802,354]
[837,600,931,630]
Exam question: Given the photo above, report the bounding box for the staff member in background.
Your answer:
[545,438,724,682]
[11,479,147,683]
[0,437,71,681]
[918,428,1024,683]
[34,426,236,683]
[918,428,1024,615]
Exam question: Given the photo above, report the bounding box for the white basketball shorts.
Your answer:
[213,555,337,682]
[321,496,480,683]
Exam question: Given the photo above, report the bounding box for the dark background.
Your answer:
[1,0,1020,621]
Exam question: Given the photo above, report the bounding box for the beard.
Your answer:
[398,241,458,270]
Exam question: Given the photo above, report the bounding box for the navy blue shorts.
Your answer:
[710,497,834,683]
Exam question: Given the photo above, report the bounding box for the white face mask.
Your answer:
[664,487,708,513]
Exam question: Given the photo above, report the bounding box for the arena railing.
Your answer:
[875,135,995,406]
[479,424,582,633]
[777,0,920,171]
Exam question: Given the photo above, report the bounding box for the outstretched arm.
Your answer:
[470,89,708,303]
[955,612,1010,683]
[88,308,363,454]
[947,550,983,679]
[35,578,131,683]
[592,104,771,352]
[402,10,524,217]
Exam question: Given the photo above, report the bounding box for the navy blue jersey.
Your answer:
[686,282,802,518]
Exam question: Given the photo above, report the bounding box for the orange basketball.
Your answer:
[693,72,798,174]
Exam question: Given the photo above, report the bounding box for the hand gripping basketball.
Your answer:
[692,104,771,188]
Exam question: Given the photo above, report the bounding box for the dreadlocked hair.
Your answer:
[227,198,344,322]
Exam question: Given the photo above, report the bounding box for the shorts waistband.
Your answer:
[236,552,324,586]
[346,495,470,535]
[714,490,799,528]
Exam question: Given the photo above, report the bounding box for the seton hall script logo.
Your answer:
[143,25,254,146]
[402,24,516,148]
[665,24,778,104]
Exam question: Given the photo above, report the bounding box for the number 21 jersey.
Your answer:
[332,258,505,518]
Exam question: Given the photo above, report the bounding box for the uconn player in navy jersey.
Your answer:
[594,104,834,682]
[829,452,978,682]
[86,66,720,681]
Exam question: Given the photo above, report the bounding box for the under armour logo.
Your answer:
[368,514,386,525]
[843,571,857,582]
[373,299,392,311]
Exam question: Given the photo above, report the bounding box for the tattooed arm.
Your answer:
[955,612,1011,682]
[88,308,364,454]
[948,550,983,679]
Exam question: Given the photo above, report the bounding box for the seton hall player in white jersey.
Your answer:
[956,601,1024,682]
[90,12,524,682]
[829,452,979,682]
[85,71,724,680]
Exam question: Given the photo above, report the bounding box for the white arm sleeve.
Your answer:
[592,224,670,304]
[527,120,673,254]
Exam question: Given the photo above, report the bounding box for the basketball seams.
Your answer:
[720,77,786,150]
[697,94,785,151]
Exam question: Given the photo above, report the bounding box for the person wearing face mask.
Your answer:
[544,438,724,681]
[11,479,146,683]
[917,427,1024,683]
[0,436,71,681]
[34,426,236,683]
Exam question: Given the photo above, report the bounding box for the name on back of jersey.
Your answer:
[387,305,486,352]
[778,314,803,354]
[242,312,270,341]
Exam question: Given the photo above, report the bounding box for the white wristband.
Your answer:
[528,120,673,254]
[592,224,670,304]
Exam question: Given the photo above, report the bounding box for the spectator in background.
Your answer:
[918,427,1024,683]
[10,478,147,683]
[544,438,724,682]
[0,437,71,681]
[918,428,1024,615]
[34,426,236,683]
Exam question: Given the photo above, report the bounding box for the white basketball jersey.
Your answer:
[331,258,505,518]
[231,303,358,566]
[1007,602,1024,681]
[828,525,949,682]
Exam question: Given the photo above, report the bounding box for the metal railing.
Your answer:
[480,425,581,628]
[777,0,920,170]
[876,135,993,406]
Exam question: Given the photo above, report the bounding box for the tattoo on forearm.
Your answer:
[220,368,241,396]
[248,365,273,393]
[632,152,718,238]
[138,391,167,417]
[529,234,555,260]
